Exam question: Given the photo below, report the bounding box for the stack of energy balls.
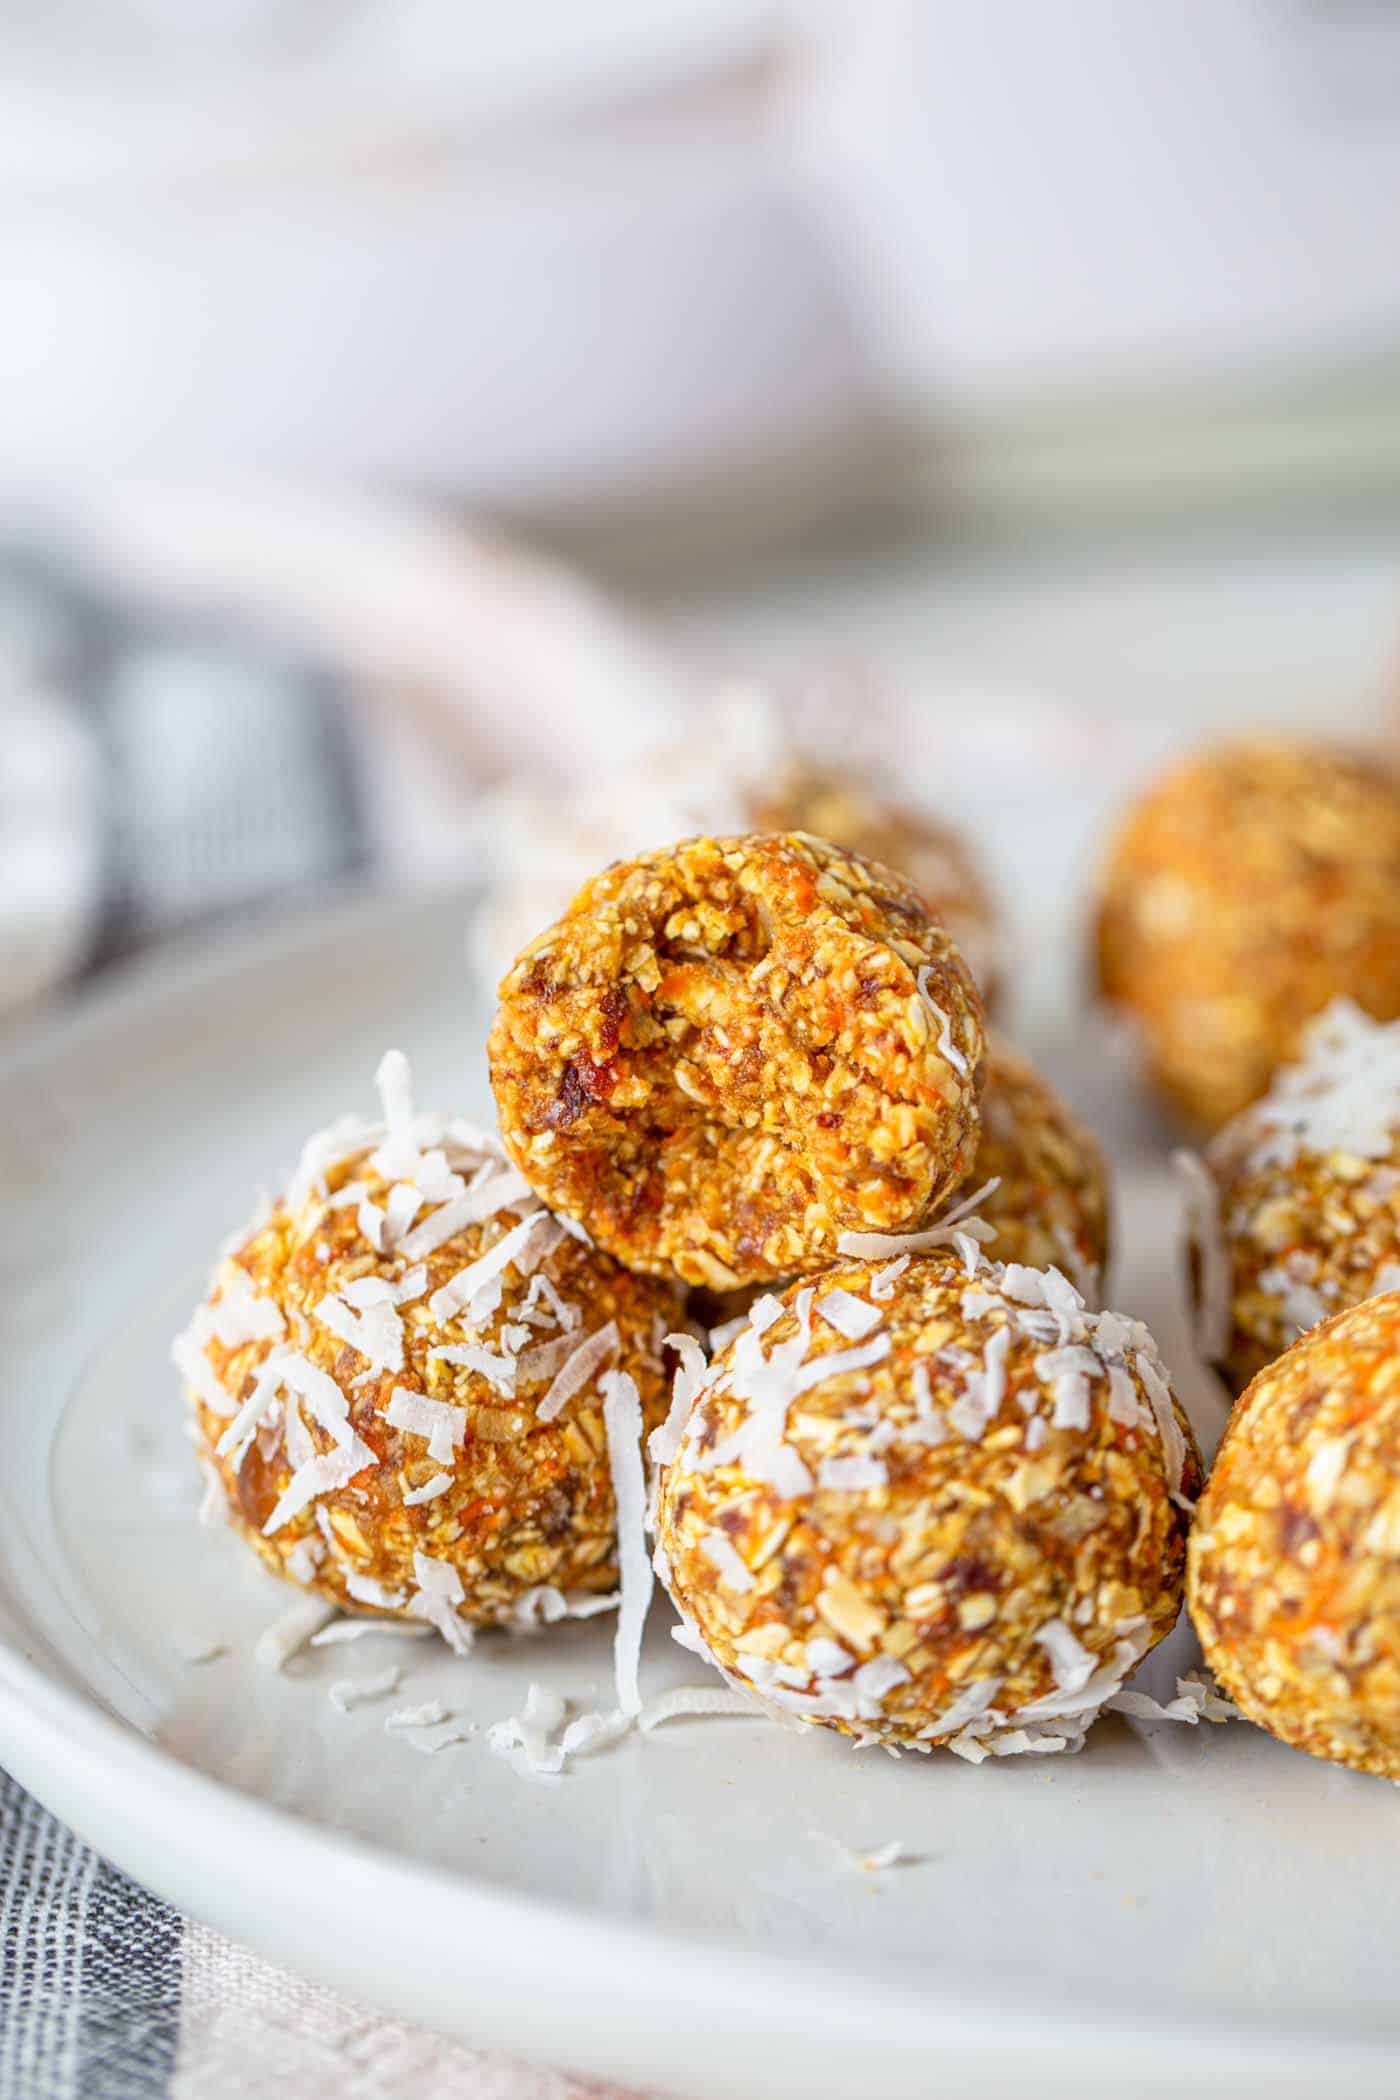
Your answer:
[180,810,1206,1762]
[1096,736,1400,1780]
[488,828,1199,1758]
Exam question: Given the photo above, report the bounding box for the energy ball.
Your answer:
[685,1037,1111,1330]
[652,1248,1200,1756]
[746,763,1003,1003]
[469,689,1005,1007]
[1184,1000,1400,1396]
[489,832,986,1292]
[175,1053,679,1645]
[1094,739,1400,1131]
[975,1036,1111,1303]
[1189,1290,1400,1779]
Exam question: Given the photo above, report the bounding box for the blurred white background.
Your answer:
[2,0,1399,1031]
[4,0,1400,528]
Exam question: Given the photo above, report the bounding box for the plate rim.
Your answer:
[3,888,1399,2099]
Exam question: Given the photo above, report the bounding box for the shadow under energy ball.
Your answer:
[1094,739,1400,1132]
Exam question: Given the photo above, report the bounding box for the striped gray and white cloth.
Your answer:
[0,1769,627,2100]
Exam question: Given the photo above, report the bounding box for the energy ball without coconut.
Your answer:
[747,763,1003,1004]
[652,1248,1200,1757]
[688,1040,1113,1331]
[1094,739,1400,1131]
[975,1036,1110,1303]
[489,832,986,1291]
[1189,1290,1400,1780]
[1183,1001,1400,1397]
[175,1054,679,1646]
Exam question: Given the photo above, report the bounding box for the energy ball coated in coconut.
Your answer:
[174,1055,679,1646]
[652,1248,1200,1757]
[1183,1000,1400,1397]
[1189,1290,1400,1780]
[975,1036,1111,1303]
[489,832,986,1292]
[1094,739,1400,1132]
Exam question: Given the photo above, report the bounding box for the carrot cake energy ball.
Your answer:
[489,832,987,1291]
[975,1036,1111,1303]
[652,1248,1200,1756]
[745,763,1003,1004]
[1189,1290,1400,1779]
[1094,739,1400,1131]
[174,1053,679,1644]
[1183,1000,1400,1396]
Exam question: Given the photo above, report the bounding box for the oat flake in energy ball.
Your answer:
[1189,1290,1400,1780]
[1185,1000,1400,1396]
[174,1053,679,1644]
[489,832,986,1291]
[1094,739,1400,1131]
[652,1248,1199,1757]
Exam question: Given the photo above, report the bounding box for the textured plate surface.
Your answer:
[3,888,1400,2100]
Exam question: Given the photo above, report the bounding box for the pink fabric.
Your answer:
[175,1921,651,2100]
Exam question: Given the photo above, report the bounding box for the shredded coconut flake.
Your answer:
[207,1269,285,1348]
[397,1717,474,1755]
[487,1682,570,1773]
[601,1370,651,1718]
[384,1386,467,1464]
[399,1167,535,1260]
[1108,1670,1239,1725]
[698,1528,756,1592]
[818,1453,889,1491]
[816,1288,885,1341]
[385,1699,450,1730]
[536,1321,619,1422]
[916,965,970,1077]
[639,1686,762,1731]
[1257,1263,1330,1340]
[344,1570,408,1611]
[813,1833,909,1873]
[409,1550,474,1655]
[868,1256,910,1301]
[310,1619,434,1648]
[558,1708,632,1759]
[507,1585,619,1630]
[255,1598,336,1671]
[1215,999,1400,1176]
[1035,1617,1098,1695]
[647,1333,708,1472]
[402,1471,454,1507]
[948,1323,1011,1440]
[329,1666,401,1712]
[428,1211,549,1323]
[835,1177,1001,1259]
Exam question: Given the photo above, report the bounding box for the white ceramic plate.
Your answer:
[4,888,1400,2100]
